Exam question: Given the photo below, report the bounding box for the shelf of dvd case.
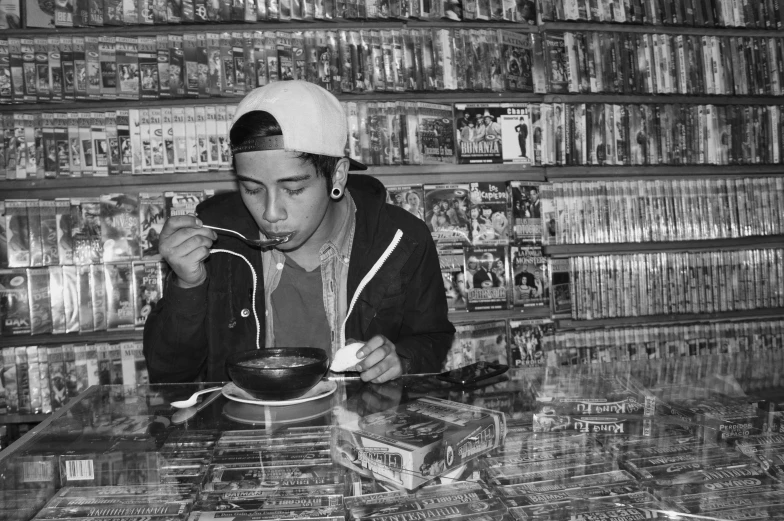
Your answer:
[0,414,49,425]
[542,93,784,105]
[556,307,784,330]
[544,165,784,180]
[542,21,784,38]
[0,165,547,197]
[0,329,143,349]
[0,93,547,113]
[543,236,784,258]
[0,20,540,38]
[449,306,550,323]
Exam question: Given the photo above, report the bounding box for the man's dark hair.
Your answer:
[230,111,339,191]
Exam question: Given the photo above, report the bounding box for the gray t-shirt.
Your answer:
[271,254,331,349]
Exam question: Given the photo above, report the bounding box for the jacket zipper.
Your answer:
[339,229,404,349]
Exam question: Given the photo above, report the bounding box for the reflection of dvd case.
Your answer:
[511,245,548,308]
[76,263,94,332]
[62,265,79,333]
[105,261,135,330]
[464,245,509,311]
[549,257,571,319]
[49,266,65,334]
[438,245,466,312]
[2,348,17,413]
[0,269,31,335]
[27,267,52,335]
[91,263,107,331]
[443,319,508,370]
[508,318,553,368]
[468,181,509,246]
[423,184,470,245]
[132,261,162,327]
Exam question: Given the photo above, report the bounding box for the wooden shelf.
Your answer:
[4,20,538,38]
[556,308,784,330]
[542,21,784,37]
[0,413,49,425]
[544,236,784,258]
[545,165,784,180]
[543,93,784,105]
[0,165,546,198]
[449,306,550,324]
[0,92,544,113]
[0,329,143,349]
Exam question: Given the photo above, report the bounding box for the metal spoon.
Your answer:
[170,386,223,409]
[204,225,292,248]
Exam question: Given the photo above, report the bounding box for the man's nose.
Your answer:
[262,193,286,223]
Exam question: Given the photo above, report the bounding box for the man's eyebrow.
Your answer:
[235,174,312,184]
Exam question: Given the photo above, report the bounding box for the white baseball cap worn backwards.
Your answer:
[230,80,366,171]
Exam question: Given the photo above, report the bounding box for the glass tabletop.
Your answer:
[2,351,784,521]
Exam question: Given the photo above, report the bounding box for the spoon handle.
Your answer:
[203,225,248,240]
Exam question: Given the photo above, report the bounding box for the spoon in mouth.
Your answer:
[204,225,292,248]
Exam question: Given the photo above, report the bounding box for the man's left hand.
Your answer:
[355,335,405,384]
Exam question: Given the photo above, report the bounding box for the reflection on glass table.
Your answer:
[2,352,784,521]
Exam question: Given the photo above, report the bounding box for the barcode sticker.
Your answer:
[23,461,53,483]
[65,459,95,481]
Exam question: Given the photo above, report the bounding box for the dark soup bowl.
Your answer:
[226,348,329,401]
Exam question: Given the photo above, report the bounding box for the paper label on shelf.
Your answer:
[65,459,95,481]
[23,461,53,482]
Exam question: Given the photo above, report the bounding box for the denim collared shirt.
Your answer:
[260,191,356,358]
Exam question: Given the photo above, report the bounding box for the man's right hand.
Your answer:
[158,215,218,288]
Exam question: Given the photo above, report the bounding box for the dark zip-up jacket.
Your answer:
[143,175,455,383]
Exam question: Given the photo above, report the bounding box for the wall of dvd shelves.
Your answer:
[0,0,782,431]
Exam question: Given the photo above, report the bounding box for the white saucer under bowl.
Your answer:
[222,380,337,406]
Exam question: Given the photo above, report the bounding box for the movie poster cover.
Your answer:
[510,182,542,245]
[508,318,554,368]
[385,184,425,222]
[500,105,534,165]
[0,269,31,335]
[105,261,135,330]
[455,103,503,164]
[71,198,102,265]
[132,261,162,327]
[100,193,140,262]
[423,184,470,245]
[511,245,549,308]
[499,30,533,92]
[545,31,569,93]
[439,246,466,312]
[468,181,509,246]
[464,245,510,311]
[443,320,508,371]
[417,102,454,164]
[138,193,165,260]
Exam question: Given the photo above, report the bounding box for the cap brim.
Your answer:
[348,158,367,171]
